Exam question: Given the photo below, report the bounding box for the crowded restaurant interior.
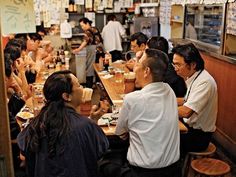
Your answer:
[0,0,236,177]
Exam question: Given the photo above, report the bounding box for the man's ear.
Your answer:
[140,43,146,51]
[62,92,72,102]
[144,67,151,78]
[190,62,197,70]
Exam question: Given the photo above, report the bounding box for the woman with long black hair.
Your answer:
[17,70,109,177]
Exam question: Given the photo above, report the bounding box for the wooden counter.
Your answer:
[94,63,129,106]
[101,121,188,136]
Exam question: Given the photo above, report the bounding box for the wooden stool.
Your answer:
[191,158,230,176]
[182,143,216,177]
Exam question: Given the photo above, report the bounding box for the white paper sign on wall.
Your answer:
[1,0,36,35]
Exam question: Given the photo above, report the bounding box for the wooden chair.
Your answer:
[182,142,217,177]
[191,158,230,176]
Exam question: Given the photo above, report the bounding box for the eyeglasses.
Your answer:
[171,62,186,69]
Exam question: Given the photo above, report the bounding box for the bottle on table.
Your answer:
[60,45,65,65]
[55,51,61,71]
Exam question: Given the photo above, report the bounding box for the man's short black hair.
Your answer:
[130,32,148,47]
[172,43,204,71]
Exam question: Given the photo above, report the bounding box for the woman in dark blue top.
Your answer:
[17,70,109,177]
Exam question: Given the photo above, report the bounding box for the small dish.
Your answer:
[110,120,117,126]
[98,118,109,127]
[16,111,34,119]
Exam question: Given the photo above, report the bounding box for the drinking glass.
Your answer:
[115,70,124,83]
[32,83,44,116]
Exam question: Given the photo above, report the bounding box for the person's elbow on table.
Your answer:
[178,105,194,118]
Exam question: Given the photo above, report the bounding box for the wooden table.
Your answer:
[94,63,188,134]
[94,63,129,106]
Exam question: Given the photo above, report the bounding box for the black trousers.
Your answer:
[99,135,181,177]
[180,121,213,156]
[126,161,181,177]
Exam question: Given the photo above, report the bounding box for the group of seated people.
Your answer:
[97,33,217,177]
[3,31,55,168]
[3,30,217,177]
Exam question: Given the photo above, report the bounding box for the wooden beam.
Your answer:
[0,10,15,177]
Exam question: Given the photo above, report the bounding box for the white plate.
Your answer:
[98,118,109,126]
[110,120,117,126]
[16,111,34,119]
[101,113,113,121]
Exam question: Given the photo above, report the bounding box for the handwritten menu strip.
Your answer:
[172,0,227,4]
[160,0,171,24]
[203,0,227,4]
[1,0,36,35]
[227,2,236,36]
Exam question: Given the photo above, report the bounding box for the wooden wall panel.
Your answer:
[1,12,14,175]
[0,49,14,176]
[201,53,236,158]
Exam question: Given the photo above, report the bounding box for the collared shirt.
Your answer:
[115,82,180,168]
[102,21,126,52]
[184,70,218,132]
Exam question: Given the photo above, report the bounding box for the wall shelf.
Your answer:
[171,20,183,23]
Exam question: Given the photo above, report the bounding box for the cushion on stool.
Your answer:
[191,158,230,176]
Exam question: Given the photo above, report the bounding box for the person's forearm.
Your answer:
[43,54,53,63]
[178,105,194,118]
[18,70,32,99]
[75,41,87,52]
[177,97,185,106]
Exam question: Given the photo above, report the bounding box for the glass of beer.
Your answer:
[115,69,124,83]
[32,83,44,116]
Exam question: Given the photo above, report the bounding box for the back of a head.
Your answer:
[172,43,204,71]
[107,14,116,21]
[4,45,21,62]
[130,32,148,46]
[36,25,47,35]
[147,36,169,55]
[6,38,26,52]
[79,17,92,25]
[43,70,73,104]
[4,53,13,77]
[145,48,169,82]
[28,33,42,41]
[15,33,28,41]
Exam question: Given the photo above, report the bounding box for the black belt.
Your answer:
[129,160,180,172]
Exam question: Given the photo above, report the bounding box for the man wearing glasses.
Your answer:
[172,43,218,155]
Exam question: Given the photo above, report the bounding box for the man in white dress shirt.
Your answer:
[115,48,180,177]
[102,14,126,61]
[172,43,218,155]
